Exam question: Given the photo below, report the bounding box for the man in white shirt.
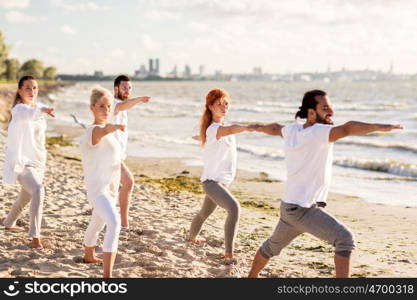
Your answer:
[248,89,403,278]
[111,75,150,229]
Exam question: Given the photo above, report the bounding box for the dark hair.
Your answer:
[12,75,36,108]
[295,89,327,119]
[114,75,131,87]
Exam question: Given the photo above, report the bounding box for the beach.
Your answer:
[0,128,416,278]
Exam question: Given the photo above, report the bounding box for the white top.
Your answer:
[79,125,122,207]
[110,98,128,159]
[282,122,334,208]
[3,103,47,184]
[200,123,237,185]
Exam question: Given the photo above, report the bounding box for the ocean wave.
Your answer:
[339,139,417,154]
[334,158,417,178]
[237,144,284,160]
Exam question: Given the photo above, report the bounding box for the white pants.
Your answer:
[83,194,121,253]
[3,167,45,238]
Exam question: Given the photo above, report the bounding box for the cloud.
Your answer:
[109,48,126,58]
[140,34,160,51]
[0,0,30,9]
[190,22,209,33]
[51,0,108,11]
[5,10,46,23]
[61,25,76,34]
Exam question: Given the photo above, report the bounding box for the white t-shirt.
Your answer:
[200,123,237,185]
[110,98,128,159]
[3,103,47,184]
[282,122,334,208]
[79,125,122,207]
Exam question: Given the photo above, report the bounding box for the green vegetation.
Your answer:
[141,175,204,194]
[249,172,281,183]
[0,30,57,80]
[46,135,74,149]
[241,200,277,211]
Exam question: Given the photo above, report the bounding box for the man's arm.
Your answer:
[114,96,150,114]
[329,121,403,142]
[250,123,283,137]
[92,124,125,146]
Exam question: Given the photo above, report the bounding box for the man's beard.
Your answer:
[117,91,130,101]
[316,113,333,125]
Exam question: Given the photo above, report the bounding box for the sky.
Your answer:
[1,0,416,75]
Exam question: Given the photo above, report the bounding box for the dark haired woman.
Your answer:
[188,89,254,261]
[3,76,55,249]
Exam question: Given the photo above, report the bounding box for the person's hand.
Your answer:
[139,96,151,103]
[105,124,125,133]
[379,124,404,132]
[42,107,55,118]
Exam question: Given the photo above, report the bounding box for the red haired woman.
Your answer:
[189,89,254,261]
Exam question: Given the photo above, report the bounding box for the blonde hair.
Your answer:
[90,87,112,107]
[199,88,229,145]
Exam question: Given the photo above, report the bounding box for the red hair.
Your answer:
[199,88,229,145]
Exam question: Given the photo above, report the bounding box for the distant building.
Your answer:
[155,58,160,75]
[184,65,191,79]
[94,70,104,78]
[199,65,205,77]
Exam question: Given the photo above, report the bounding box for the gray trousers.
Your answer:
[3,167,45,238]
[189,180,240,254]
[261,201,355,259]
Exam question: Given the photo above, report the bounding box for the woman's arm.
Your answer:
[216,124,255,139]
[92,124,125,146]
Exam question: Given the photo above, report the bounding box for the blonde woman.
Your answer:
[3,75,55,249]
[189,89,254,261]
[79,87,124,278]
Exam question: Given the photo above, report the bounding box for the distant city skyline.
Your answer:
[1,0,417,75]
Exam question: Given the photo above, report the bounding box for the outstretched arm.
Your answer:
[114,96,151,114]
[329,121,403,142]
[92,124,125,146]
[216,124,255,139]
[250,123,283,137]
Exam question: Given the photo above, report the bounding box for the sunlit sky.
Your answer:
[1,0,416,75]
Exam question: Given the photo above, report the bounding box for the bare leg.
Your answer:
[119,162,134,228]
[248,249,270,278]
[103,252,117,278]
[83,245,102,263]
[334,253,351,278]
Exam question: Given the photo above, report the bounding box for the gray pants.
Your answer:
[189,180,240,254]
[260,201,355,259]
[3,167,45,238]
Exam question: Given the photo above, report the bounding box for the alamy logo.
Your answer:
[3,281,20,297]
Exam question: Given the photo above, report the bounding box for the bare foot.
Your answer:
[222,253,237,265]
[31,238,44,249]
[5,226,25,232]
[189,238,206,244]
[83,256,103,264]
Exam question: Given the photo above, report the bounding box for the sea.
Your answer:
[46,80,417,207]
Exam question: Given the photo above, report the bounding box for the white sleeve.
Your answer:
[313,124,333,144]
[80,125,99,148]
[206,123,221,143]
[11,103,46,121]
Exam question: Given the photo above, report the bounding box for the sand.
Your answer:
[0,129,416,278]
